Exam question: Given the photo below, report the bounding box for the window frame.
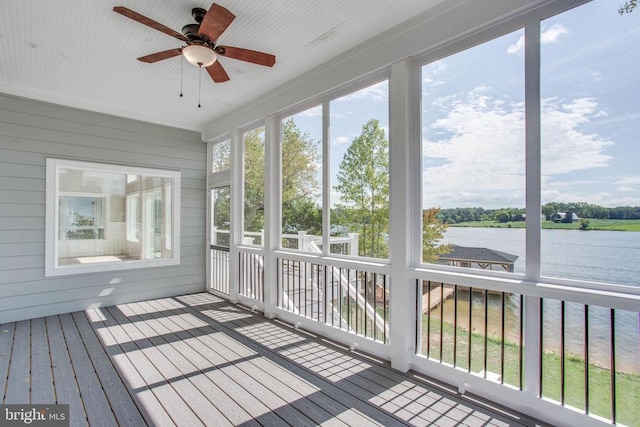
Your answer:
[241,125,266,248]
[45,158,181,277]
[416,27,527,279]
[276,74,392,263]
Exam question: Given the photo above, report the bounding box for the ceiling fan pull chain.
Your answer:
[198,66,202,108]
[180,56,184,98]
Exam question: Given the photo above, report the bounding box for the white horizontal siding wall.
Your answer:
[0,94,206,323]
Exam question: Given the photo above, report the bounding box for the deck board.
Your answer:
[87,308,175,427]
[133,299,303,427]
[59,313,117,426]
[103,305,206,427]
[136,302,270,426]
[71,311,147,427]
[46,315,88,426]
[4,320,30,404]
[30,317,56,404]
[0,292,539,426]
[0,322,15,401]
[116,302,243,426]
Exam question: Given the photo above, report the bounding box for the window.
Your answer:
[211,139,231,173]
[277,81,390,259]
[59,195,105,240]
[329,81,390,259]
[541,1,640,287]
[421,30,525,274]
[281,106,322,251]
[46,158,180,276]
[243,127,265,246]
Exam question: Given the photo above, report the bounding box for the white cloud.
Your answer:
[295,105,322,118]
[507,36,525,56]
[336,81,388,102]
[615,176,640,194]
[507,24,568,56]
[541,23,569,45]
[423,91,526,208]
[422,60,448,87]
[422,88,613,208]
[615,176,640,186]
[332,135,350,146]
[541,97,612,175]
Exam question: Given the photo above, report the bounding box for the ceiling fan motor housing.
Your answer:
[191,8,207,23]
[182,24,201,41]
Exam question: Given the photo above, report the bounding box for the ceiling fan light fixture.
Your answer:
[182,45,217,67]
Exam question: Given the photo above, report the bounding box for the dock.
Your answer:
[422,286,455,313]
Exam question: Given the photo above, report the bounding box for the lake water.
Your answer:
[435,227,640,373]
[441,227,640,286]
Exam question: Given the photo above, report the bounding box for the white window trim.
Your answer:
[45,158,181,277]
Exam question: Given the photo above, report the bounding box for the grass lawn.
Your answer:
[420,316,640,426]
[450,219,640,231]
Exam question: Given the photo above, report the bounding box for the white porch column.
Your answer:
[388,58,421,372]
[229,129,243,304]
[524,20,542,396]
[263,114,281,318]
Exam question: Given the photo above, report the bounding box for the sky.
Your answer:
[288,0,640,210]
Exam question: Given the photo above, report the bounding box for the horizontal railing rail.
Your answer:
[413,267,640,312]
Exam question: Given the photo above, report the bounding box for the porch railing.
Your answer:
[239,250,264,302]
[209,244,230,295]
[415,273,640,426]
[276,254,389,344]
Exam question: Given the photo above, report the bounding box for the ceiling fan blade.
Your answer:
[206,61,230,83]
[137,49,182,63]
[113,6,188,42]
[199,3,236,41]
[216,46,276,67]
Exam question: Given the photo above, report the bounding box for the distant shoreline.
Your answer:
[449,219,640,232]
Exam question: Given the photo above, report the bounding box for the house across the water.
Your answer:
[550,212,581,222]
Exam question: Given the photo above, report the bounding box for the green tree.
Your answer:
[619,1,637,14]
[242,122,322,238]
[422,207,451,263]
[281,118,321,233]
[334,119,389,258]
[243,128,266,234]
[212,140,231,171]
[494,210,512,223]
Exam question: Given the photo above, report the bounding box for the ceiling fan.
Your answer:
[113,3,276,83]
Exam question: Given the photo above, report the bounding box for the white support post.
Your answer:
[229,129,243,304]
[524,20,542,396]
[348,233,358,257]
[263,114,281,318]
[205,142,212,291]
[388,58,420,372]
[297,231,307,251]
[322,101,331,256]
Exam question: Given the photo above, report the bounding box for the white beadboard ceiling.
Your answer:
[0,0,449,132]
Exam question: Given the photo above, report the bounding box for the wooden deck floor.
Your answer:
[0,293,541,426]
